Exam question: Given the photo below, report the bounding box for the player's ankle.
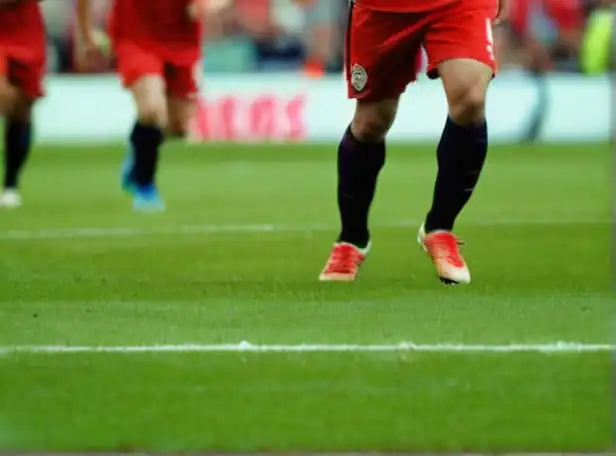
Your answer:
[424,213,454,234]
[337,234,370,250]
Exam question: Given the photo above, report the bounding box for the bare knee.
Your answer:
[350,98,399,142]
[0,77,18,116]
[131,76,168,128]
[136,102,167,128]
[447,84,487,125]
[440,59,492,126]
[0,87,33,122]
[11,92,34,122]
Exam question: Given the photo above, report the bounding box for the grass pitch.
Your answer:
[0,142,611,451]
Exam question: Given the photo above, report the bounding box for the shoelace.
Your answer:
[327,245,362,272]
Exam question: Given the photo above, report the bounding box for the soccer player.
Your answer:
[0,0,46,208]
[76,0,206,211]
[320,0,507,284]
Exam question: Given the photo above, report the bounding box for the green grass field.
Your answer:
[0,142,611,451]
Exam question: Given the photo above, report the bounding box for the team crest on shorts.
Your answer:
[350,64,367,92]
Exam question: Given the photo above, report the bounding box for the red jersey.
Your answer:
[355,0,495,13]
[108,0,202,65]
[0,0,45,61]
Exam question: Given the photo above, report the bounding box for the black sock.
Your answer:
[130,122,164,186]
[425,117,488,232]
[337,126,386,248]
[3,119,32,189]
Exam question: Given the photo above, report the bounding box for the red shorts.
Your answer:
[345,0,498,100]
[114,42,201,100]
[0,1,46,99]
[0,51,45,99]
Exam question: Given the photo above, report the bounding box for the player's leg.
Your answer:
[0,56,41,209]
[0,72,24,209]
[320,4,421,281]
[0,55,19,113]
[128,74,167,187]
[1,89,34,209]
[116,43,167,211]
[419,3,497,284]
[165,62,200,139]
[166,98,195,138]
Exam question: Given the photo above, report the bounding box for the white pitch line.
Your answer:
[0,218,609,241]
[0,224,289,240]
[0,341,613,356]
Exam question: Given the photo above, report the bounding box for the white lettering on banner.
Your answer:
[190,94,306,141]
[33,74,610,143]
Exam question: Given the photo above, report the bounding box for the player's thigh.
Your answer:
[423,3,496,115]
[345,2,422,103]
[423,1,498,77]
[164,62,200,101]
[115,43,167,125]
[164,63,200,136]
[130,75,168,127]
[346,3,421,139]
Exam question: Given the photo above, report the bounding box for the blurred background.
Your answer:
[33,0,613,145]
[41,0,614,76]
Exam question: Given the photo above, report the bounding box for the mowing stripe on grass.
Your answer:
[0,342,613,356]
[0,218,609,241]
